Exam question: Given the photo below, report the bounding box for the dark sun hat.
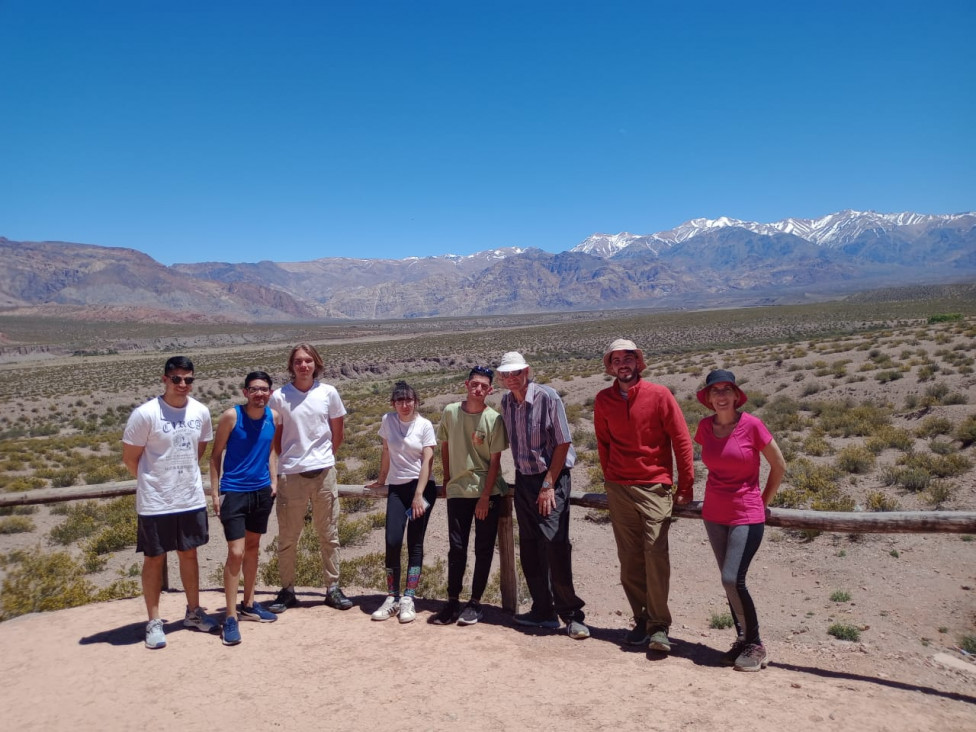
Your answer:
[696,369,748,409]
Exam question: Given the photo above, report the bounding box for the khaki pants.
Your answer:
[605,481,673,633]
[276,468,340,588]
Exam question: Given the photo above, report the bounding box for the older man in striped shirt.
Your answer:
[498,351,589,640]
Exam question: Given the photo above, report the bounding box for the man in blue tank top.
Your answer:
[209,371,283,645]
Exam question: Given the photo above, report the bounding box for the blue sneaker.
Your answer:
[221,616,242,646]
[238,602,278,623]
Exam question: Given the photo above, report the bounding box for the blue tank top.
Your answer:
[220,405,275,492]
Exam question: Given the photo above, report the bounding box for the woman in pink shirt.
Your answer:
[694,370,785,672]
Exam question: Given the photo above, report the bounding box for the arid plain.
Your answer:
[0,294,975,731]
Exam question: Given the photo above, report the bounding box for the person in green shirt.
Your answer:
[432,366,509,626]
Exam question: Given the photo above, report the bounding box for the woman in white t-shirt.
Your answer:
[365,381,438,623]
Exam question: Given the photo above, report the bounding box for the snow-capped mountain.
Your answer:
[2,209,973,321]
[571,210,975,256]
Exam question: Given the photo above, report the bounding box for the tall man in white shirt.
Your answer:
[268,343,353,612]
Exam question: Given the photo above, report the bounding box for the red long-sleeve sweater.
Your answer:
[594,378,695,491]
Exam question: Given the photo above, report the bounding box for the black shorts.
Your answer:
[218,487,274,541]
[137,507,209,557]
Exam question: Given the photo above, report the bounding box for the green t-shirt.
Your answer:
[436,402,509,498]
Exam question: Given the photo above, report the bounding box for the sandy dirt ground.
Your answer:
[1,503,974,732]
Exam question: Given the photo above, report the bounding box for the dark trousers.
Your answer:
[446,495,501,601]
[514,469,585,623]
[384,479,438,593]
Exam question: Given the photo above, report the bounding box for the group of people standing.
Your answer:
[122,337,784,672]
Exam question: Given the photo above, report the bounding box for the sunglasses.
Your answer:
[471,365,494,379]
[247,386,270,394]
[501,368,526,378]
[168,375,195,385]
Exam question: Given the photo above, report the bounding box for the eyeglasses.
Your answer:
[471,365,494,379]
[393,398,415,404]
[247,386,271,394]
[168,375,195,385]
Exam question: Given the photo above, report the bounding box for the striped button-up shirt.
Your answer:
[500,381,576,475]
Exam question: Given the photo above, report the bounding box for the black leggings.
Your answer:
[446,496,501,601]
[704,521,765,645]
[384,480,438,593]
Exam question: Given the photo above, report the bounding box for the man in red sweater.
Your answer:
[593,338,694,653]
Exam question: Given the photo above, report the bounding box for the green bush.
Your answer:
[865,491,900,512]
[864,426,914,454]
[827,623,861,642]
[915,416,952,438]
[830,590,851,602]
[0,548,96,620]
[0,516,35,534]
[960,634,976,654]
[956,416,976,447]
[835,445,875,474]
[709,612,734,629]
[49,501,102,545]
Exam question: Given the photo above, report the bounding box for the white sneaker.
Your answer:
[145,618,166,649]
[398,596,416,624]
[371,595,399,621]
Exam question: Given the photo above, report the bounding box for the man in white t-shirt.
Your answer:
[268,343,353,612]
[122,356,218,649]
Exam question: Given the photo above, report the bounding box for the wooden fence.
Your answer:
[4,482,975,612]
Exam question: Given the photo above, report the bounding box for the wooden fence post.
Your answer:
[497,494,517,613]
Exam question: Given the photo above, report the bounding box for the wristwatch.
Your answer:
[541,480,552,490]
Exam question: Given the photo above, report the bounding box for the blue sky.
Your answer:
[1,1,973,265]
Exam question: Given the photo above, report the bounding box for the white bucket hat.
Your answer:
[497,351,530,373]
[603,338,646,375]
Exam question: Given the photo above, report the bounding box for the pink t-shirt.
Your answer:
[694,411,773,525]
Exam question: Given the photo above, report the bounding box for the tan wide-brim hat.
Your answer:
[603,338,646,375]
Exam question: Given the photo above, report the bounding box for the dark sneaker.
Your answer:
[268,587,298,614]
[324,586,353,610]
[457,600,483,626]
[513,611,560,630]
[239,602,277,623]
[145,618,166,649]
[734,643,769,672]
[625,624,651,646]
[221,616,242,646]
[649,630,672,653]
[566,620,590,640]
[432,599,462,625]
[183,606,219,633]
[722,637,747,666]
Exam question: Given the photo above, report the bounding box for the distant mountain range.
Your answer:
[2,210,973,321]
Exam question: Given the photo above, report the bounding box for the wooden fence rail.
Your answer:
[4,482,975,612]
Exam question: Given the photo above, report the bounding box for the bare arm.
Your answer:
[209,408,237,515]
[475,451,503,520]
[441,442,451,487]
[330,416,344,453]
[536,441,571,517]
[270,410,282,496]
[122,443,144,478]
[366,439,391,489]
[761,438,786,508]
[411,445,435,519]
